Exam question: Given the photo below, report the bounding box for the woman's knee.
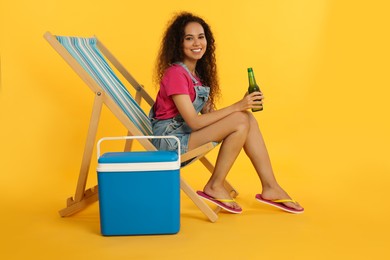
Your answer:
[247,112,259,128]
[230,111,250,132]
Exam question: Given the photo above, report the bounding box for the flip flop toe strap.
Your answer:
[213,198,235,203]
[273,199,297,204]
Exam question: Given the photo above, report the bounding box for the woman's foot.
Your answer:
[259,186,303,212]
[203,184,242,211]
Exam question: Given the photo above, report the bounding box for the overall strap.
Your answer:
[174,62,199,85]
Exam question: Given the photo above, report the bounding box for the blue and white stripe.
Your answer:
[56,36,152,136]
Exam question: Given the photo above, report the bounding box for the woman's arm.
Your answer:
[172,91,263,131]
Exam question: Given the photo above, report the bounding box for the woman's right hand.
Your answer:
[235,91,263,111]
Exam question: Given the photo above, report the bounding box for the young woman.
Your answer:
[149,12,304,214]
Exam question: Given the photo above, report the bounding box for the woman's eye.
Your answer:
[185,37,193,41]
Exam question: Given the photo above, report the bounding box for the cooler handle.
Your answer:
[97,135,181,162]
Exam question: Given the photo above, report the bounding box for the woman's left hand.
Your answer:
[201,100,215,114]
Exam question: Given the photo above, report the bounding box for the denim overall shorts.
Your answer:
[149,62,210,154]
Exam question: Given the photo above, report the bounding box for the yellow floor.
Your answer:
[1,156,389,260]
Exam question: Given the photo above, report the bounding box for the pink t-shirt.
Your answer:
[153,64,201,119]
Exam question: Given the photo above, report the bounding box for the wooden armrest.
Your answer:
[181,142,215,163]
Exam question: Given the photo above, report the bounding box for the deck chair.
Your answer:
[44,32,238,222]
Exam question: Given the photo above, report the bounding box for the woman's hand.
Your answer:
[201,100,215,114]
[234,91,263,111]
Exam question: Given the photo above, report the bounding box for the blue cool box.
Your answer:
[97,151,180,236]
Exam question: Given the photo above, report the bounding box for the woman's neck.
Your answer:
[182,60,197,75]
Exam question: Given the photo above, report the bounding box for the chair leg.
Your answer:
[59,93,103,217]
[123,131,134,152]
[180,177,218,222]
[59,185,99,217]
[74,92,103,202]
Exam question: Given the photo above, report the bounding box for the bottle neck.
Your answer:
[248,70,257,86]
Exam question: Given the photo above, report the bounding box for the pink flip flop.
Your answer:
[197,191,242,214]
[255,194,304,214]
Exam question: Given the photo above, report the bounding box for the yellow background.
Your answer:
[1,0,389,259]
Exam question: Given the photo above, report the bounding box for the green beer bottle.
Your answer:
[247,67,263,112]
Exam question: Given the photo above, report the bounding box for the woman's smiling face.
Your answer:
[182,22,207,64]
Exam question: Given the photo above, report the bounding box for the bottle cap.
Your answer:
[247,67,253,72]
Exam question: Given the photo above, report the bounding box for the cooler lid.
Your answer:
[97,151,180,172]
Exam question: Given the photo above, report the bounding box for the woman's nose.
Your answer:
[193,39,200,46]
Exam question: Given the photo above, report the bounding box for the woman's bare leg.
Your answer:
[243,112,303,210]
[188,112,250,209]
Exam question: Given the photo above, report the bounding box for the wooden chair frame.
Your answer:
[44,32,238,222]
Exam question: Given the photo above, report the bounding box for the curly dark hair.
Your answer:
[154,12,220,107]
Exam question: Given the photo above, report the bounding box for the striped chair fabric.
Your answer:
[56,36,153,136]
